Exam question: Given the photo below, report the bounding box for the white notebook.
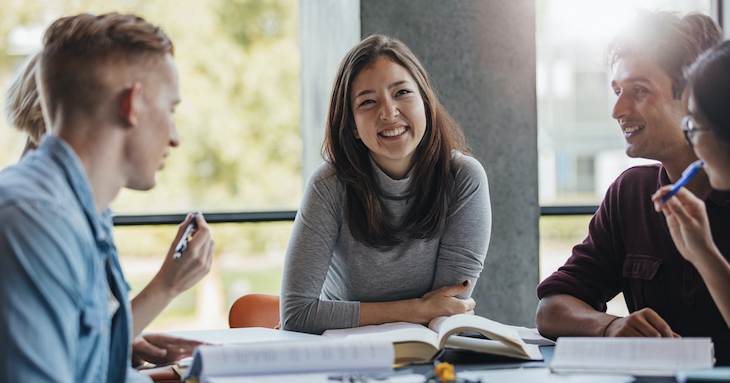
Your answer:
[550,337,715,377]
[183,338,394,382]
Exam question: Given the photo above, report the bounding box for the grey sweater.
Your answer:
[280,152,491,334]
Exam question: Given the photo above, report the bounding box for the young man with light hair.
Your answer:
[0,13,213,382]
[536,11,730,365]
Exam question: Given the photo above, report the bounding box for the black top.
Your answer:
[538,164,730,365]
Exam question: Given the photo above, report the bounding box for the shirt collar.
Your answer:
[370,157,412,199]
[37,135,110,243]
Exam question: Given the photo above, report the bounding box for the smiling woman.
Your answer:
[280,34,492,335]
[350,56,427,180]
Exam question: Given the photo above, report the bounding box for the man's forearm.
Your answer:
[536,294,618,338]
[130,276,176,337]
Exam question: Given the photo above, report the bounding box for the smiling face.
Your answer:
[610,56,687,161]
[350,56,427,179]
[125,54,181,190]
[688,94,730,190]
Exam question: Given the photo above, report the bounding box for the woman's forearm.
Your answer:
[693,247,730,327]
[359,299,425,326]
[360,282,475,326]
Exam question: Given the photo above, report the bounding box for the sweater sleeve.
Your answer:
[431,155,491,297]
[280,164,359,334]
[536,178,624,312]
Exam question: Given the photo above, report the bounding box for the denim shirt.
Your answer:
[0,136,148,382]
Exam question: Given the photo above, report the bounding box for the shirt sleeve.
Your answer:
[431,155,491,297]
[280,167,359,334]
[536,181,624,311]
[126,368,153,383]
[0,201,87,382]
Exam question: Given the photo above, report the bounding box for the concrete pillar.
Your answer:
[360,0,539,326]
[299,0,360,182]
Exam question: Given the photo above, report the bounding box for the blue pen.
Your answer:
[661,160,704,203]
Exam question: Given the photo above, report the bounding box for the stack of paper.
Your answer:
[183,338,394,382]
[550,337,714,377]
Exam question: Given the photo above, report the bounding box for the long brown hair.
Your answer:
[322,34,466,249]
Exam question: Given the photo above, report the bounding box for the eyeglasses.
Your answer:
[682,115,709,147]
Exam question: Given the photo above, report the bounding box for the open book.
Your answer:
[183,338,394,382]
[323,314,543,364]
[550,337,715,377]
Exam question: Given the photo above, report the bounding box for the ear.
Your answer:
[119,82,143,127]
[353,127,360,139]
[680,88,690,111]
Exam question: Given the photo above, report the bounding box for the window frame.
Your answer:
[113,0,722,227]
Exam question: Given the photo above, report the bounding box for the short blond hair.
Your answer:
[39,12,174,122]
[4,53,45,145]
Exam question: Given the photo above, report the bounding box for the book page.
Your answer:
[429,316,555,346]
[185,338,394,380]
[167,327,321,345]
[427,315,541,360]
[445,336,542,360]
[510,326,555,346]
[323,322,439,348]
[551,338,714,376]
[429,314,524,350]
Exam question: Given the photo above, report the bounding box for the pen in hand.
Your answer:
[660,160,704,203]
[173,213,199,260]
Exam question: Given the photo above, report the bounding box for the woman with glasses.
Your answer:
[653,41,730,327]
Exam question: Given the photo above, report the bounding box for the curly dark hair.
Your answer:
[608,11,722,99]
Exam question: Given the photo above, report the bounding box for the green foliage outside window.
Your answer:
[0,0,300,330]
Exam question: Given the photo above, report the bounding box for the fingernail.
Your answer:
[462,280,469,287]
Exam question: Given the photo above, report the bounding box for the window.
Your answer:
[0,0,299,330]
[536,0,714,316]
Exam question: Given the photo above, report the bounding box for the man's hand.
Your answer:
[604,308,678,337]
[154,213,214,296]
[132,333,205,367]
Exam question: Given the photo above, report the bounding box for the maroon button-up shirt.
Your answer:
[538,164,730,365]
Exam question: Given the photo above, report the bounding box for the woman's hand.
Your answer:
[416,281,476,323]
[359,281,476,326]
[132,333,205,367]
[153,213,215,296]
[652,186,719,266]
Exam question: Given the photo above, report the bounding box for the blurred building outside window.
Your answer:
[537,0,713,316]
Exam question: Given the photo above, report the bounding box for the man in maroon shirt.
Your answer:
[536,11,730,365]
